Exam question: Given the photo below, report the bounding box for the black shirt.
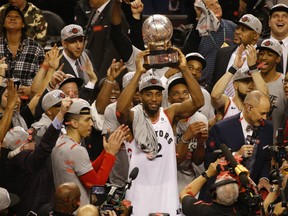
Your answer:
[182,196,240,216]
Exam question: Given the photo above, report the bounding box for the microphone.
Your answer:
[219,144,250,186]
[125,167,139,190]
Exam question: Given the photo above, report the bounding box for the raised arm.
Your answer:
[95,59,126,114]
[168,48,204,120]
[116,50,148,125]
[246,45,269,96]
[111,0,134,62]
[180,159,219,200]
[31,46,63,97]
[211,45,245,109]
[0,80,17,144]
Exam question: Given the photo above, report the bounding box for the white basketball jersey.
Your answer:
[125,108,182,216]
[223,97,240,119]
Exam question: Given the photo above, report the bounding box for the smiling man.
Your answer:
[257,38,286,137]
[60,24,96,86]
[269,4,288,74]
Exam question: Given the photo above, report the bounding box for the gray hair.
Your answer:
[215,176,239,206]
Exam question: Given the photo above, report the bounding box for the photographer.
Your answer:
[180,159,240,216]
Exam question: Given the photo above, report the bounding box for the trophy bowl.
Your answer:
[142,14,179,69]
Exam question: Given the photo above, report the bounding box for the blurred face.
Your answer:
[257,49,280,74]
[62,37,85,60]
[9,0,26,9]
[283,74,288,98]
[168,83,190,104]
[233,25,259,46]
[0,89,21,112]
[132,89,141,106]
[187,60,203,81]
[76,114,93,138]
[60,82,79,98]
[141,89,162,116]
[204,0,222,19]
[47,104,61,119]
[110,82,121,103]
[245,97,270,127]
[234,79,255,101]
[269,11,288,39]
[4,10,24,31]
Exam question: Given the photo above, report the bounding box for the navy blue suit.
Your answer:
[205,113,273,183]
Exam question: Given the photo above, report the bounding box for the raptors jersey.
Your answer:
[125,108,182,216]
[223,97,240,119]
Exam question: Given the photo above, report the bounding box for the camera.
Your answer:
[265,128,288,165]
[96,167,139,216]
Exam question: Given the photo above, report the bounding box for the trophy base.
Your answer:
[143,49,179,69]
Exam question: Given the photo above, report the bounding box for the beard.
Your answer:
[142,102,160,116]
[238,90,247,102]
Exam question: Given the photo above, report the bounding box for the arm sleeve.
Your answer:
[11,123,61,172]
[182,22,201,55]
[182,196,210,216]
[204,124,222,169]
[78,151,116,188]
[111,23,133,62]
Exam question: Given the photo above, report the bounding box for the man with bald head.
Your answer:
[77,204,99,216]
[204,90,273,211]
[38,182,81,215]
[51,182,81,216]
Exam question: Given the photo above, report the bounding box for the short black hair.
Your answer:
[168,78,187,94]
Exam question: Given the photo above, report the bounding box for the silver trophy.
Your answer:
[142,14,179,69]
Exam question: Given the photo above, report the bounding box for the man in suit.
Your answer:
[60,24,97,87]
[85,0,128,80]
[205,90,273,191]
[210,14,262,95]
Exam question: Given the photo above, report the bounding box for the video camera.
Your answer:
[214,144,265,215]
[93,167,139,216]
[265,128,288,165]
[267,168,288,215]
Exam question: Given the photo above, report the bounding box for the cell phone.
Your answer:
[91,185,105,195]
[149,214,170,216]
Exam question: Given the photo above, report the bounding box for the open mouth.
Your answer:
[110,96,117,103]
[276,23,285,28]
[259,62,268,69]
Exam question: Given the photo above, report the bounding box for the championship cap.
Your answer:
[42,90,65,111]
[257,39,282,56]
[139,76,164,92]
[234,14,262,34]
[61,24,84,41]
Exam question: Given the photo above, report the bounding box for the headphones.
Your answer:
[209,179,237,200]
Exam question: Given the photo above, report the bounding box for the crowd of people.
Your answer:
[0,0,288,215]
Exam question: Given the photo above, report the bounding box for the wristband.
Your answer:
[49,82,56,89]
[201,171,210,181]
[181,135,190,144]
[249,64,257,71]
[105,79,114,85]
[228,65,238,75]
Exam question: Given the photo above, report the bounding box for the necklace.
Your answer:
[209,21,228,48]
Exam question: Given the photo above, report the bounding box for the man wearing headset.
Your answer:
[180,159,240,216]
